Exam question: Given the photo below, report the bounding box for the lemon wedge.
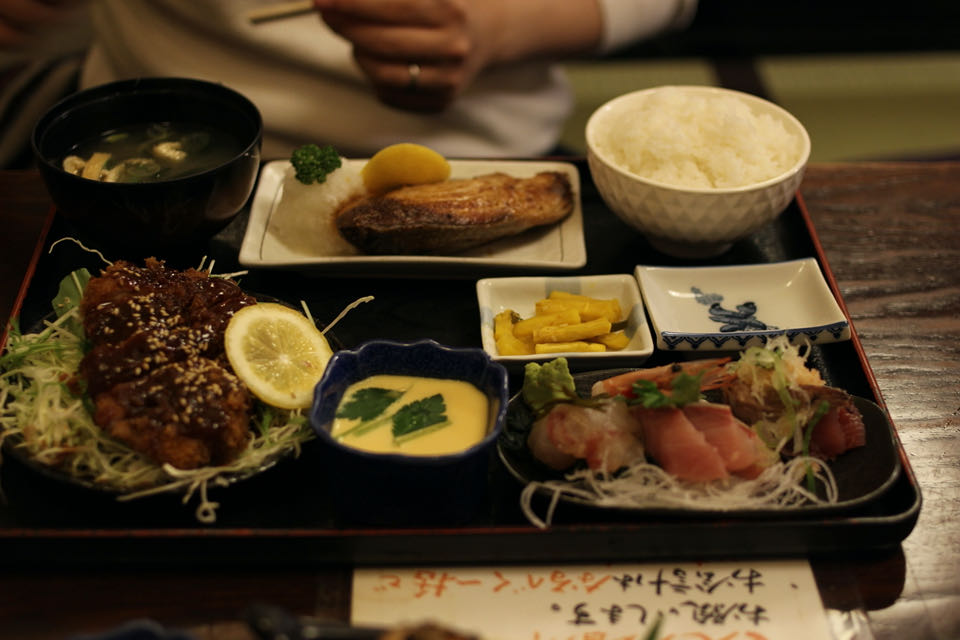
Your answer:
[224,302,333,409]
[361,142,451,194]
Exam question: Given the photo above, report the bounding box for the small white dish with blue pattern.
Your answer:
[635,258,850,351]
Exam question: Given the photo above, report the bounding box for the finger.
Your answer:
[353,53,462,94]
[348,27,469,62]
[315,0,455,26]
[330,20,468,63]
[374,85,455,114]
[352,55,458,112]
[0,20,30,48]
[0,0,68,25]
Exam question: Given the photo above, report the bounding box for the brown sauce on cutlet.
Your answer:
[77,258,257,469]
[94,357,252,469]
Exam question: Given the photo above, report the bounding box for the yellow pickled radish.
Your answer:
[224,302,333,409]
[361,143,451,194]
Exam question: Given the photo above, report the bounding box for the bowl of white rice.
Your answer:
[586,85,810,258]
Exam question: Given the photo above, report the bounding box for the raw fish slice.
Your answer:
[527,401,644,473]
[526,407,577,471]
[629,406,728,482]
[725,381,867,459]
[681,402,772,473]
[804,386,867,459]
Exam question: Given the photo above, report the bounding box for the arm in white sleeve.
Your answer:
[597,0,698,53]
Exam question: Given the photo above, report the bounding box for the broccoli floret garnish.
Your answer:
[290,143,341,185]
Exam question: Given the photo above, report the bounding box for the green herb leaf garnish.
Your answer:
[52,268,91,338]
[629,372,704,408]
[336,387,404,421]
[643,613,664,640]
[391,393,447,439]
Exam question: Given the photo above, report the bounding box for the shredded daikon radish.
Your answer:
[520,456,838,529]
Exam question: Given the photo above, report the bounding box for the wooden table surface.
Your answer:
[0,162,957,640]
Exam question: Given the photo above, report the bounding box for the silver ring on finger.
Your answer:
[407,63,421,91]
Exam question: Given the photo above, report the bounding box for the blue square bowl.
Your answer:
[309,339,509,525]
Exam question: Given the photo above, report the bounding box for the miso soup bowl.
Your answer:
[31,77,262,257]
[309,339,509,525]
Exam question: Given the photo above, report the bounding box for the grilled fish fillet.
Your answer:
[335,171,574,254]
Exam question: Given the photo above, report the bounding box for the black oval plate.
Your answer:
[497,369,902,519]
[1,294,340,498]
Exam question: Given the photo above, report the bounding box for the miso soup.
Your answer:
[61,121,243,183]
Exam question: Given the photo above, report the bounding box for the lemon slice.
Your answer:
[224,302,334,409]
[361,142,451,194]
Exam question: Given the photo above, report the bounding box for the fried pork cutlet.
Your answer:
[77,258,257,469]
[81,257,254,357]
[93,357,251,469]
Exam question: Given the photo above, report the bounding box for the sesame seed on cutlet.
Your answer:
[78,260,253,468]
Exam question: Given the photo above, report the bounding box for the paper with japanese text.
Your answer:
[352,560,831,640]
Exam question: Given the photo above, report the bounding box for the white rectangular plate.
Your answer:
[476,274,654,372]
[635,258,851,351]
[238,159,586,277]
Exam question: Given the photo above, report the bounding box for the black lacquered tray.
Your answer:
[0,159,921,568]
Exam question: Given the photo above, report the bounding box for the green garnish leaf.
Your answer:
[52,269,90,337]
[257,403,277,437]
[179,131,211,154]
[629,372,704,408]
[391,393,447,439]
[336,387,404,421]
[643,613,664,640]
[393,418,452,446]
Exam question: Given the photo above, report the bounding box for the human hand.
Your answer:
[313,0,504,113]
[0,0,84,49]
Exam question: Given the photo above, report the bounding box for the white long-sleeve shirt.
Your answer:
[80,0,696,159]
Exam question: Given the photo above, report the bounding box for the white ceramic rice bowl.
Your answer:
[586,85,810,258]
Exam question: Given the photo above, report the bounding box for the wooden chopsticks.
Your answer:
[247,0,315,25]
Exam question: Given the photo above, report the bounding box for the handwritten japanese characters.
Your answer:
[352,561,832,640]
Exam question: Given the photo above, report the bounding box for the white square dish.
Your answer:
[635,258,850,351]
[238,159,586,277]
[476,274,654,371]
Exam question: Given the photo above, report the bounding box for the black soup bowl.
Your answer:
[32,77,262,257]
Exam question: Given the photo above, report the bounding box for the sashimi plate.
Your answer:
[238,159,587,277]
[498,369,901,520]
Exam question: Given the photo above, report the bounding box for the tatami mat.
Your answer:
[561,52,960,162]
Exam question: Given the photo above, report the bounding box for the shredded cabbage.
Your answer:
[0,307,313,524]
